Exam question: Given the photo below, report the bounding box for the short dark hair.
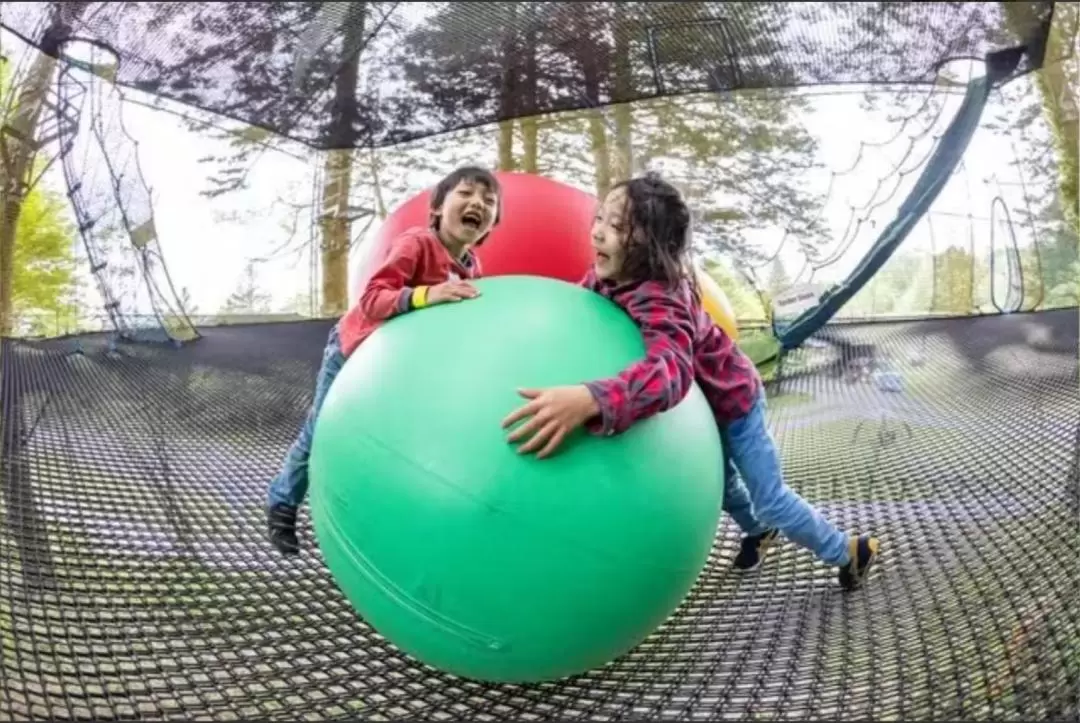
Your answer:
[430,166,503,244]
[611,172,694,289]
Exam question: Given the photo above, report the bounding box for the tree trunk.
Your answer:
[1035,68,1078,231]
[1035,11,1079,232]
[0,52,59,336]
[519,3,539,173]
[611,3,633,182]
[496,3,521,171]
[1001,1,1078,231]
[521,119,537,172]
[498,121,516,170]
[320,148,354,316]
[368,147,387,219]
[319,1,366,317]
[582,55,611,196]
[588,113,611,197]
[612,106,632,181]
[0,3,89,336]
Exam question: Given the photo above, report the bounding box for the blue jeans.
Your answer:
[720,389,850,566]
[267,325,346,509]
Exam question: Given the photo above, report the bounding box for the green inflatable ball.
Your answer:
[308,275,724,683]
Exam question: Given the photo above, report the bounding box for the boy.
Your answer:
[266,165,502,555]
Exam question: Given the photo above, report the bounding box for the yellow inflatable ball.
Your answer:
[695,268,739,342]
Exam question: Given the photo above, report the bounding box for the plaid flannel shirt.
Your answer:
[581,269,761,435]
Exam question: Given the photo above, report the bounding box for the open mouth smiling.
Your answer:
[461,211,483,229]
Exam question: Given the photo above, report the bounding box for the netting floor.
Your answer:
[2,309,1078,721]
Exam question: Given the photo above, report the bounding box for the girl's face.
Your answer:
[591,187,631,282]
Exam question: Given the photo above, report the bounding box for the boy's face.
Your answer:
[434,179,499,252]
[591,187,630,282]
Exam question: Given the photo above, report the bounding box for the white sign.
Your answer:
[773,283,826,319]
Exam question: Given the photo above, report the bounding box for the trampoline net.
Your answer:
[0,1,1059,149]
[2,308,1078,721]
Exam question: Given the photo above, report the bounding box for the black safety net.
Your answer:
[0,1,1059,149]
[2,308,1078,721]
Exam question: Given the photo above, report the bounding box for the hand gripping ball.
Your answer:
[309,275,725,683]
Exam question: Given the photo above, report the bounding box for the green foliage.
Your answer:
[983,4,1078,311]
[175,2,831,316]
[631,90,829,262]
[922,246,976,315]
[1020,184,1080,309]
[12,184,78,336]
[842,244,982,318]
[168,0,834,312]
[136,0,1070,327]
[700,259,780,372]
[0,57,78,337]
[702,259,767,323]
[738,329,783,376]
[1032,223,1080,308]
[389,1,831,265]
[1000,0,1079,232]
[839,223,1078,320]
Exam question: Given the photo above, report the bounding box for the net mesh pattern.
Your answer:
[0,1,1058,149]
[2,309,1078,721]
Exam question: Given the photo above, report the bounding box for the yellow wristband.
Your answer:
[411,286,429,309]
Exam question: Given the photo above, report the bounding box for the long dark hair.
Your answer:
[611,172,696,292]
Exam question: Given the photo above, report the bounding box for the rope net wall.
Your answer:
[53,38,199,344]
[4,2,1070,343]
[1,2,1077,720]
[2,308,1077,721]
[0,1,1058,149]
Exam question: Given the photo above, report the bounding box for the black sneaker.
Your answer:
[267,503,300,556]
[733,528,780,571]
[839,534,879,590]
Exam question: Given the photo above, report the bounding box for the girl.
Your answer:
[501,173,879,590]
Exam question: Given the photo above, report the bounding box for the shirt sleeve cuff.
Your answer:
[396,287,414,313]
[584,381,618,437]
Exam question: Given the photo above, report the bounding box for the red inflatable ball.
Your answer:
[350,172,598,302]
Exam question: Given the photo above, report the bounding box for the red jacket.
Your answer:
[338,227,481,357]
[580,269,761,432]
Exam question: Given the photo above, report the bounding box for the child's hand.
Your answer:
[428,280,480,305]
[501,385,600,458]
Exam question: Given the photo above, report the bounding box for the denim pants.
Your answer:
[720,389,850,566]
[267,325,346,509]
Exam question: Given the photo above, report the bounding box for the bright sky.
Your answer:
[1,26,1051,323]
